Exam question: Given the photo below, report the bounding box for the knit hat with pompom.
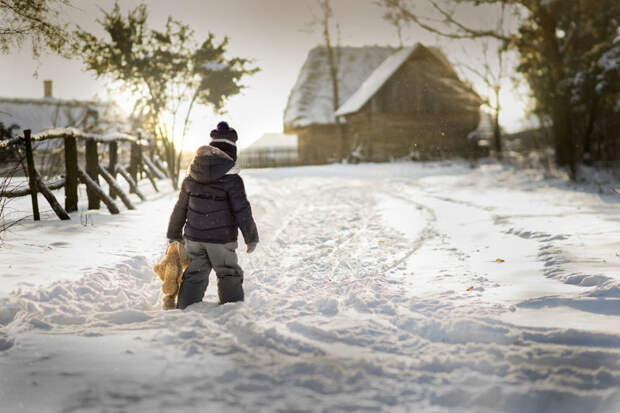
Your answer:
[209,121,237,161]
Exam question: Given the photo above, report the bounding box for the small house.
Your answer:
[284,44,482,163]
[0,81,128,148]
[0,81,129,174]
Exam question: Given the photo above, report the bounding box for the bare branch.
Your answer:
[383,0,512,42]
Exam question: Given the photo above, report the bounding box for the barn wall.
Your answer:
[291,48,481,164]
[344,52,480,161]
[296,125,343,164]
[345,110,479,161]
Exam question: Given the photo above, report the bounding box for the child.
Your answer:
[166,121,259,309]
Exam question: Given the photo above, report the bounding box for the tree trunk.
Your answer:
[539,7,578,179]
[551,96,578,179]
[582,98,599,164]
[162,139,178,190]
[321,0,345,160]
[493,88,502,160]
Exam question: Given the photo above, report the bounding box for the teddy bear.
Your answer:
[153,241,190,310]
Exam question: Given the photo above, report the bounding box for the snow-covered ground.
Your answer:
[1,161,619,412]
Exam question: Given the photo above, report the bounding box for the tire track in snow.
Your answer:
[2,166,620,413]
[246,175,620,412]
[377,187,438,272]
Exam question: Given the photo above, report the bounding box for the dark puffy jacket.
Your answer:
[166,145,259,245]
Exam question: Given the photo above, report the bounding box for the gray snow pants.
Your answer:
[176,239,244,309]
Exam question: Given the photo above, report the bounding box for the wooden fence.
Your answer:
[0,128,169,221]
[238,148,300,169]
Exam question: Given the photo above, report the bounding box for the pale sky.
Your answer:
[0,0,529,150]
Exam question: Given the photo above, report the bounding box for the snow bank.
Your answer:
[1,161,619,412]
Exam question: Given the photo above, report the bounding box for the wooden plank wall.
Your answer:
[297,125,343,164]
[346,110,479,161]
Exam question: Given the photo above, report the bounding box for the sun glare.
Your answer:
[473,77,529,133]
[112,88,139,118]
[497,88,528,133]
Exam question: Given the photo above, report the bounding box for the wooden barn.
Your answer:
[284,46,396,164]
[283,44,482,163]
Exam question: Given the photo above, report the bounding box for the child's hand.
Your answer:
[247,242,257,254]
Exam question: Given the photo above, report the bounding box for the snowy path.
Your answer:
[1,162,619,412]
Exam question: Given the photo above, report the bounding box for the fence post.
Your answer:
[23,129,40,221]
[147,134,155,159]
[129,141,141,185]
[108,141,118,199]
[64,134,78,212]
[137,132,144,180]
[85,139,100,210]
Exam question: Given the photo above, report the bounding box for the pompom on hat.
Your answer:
[209,121,237,160]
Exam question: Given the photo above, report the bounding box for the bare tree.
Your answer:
[379,1,407,48]
[457,40,508,159]
[317,0,346,160]
[380,0,619,180]
[0,165,24,236]
[453,3,513,160]
[0,140,26,236]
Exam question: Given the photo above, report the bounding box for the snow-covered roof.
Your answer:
[0,97,118,134]
[242,133,297,152]
[335,46,419,117]
[336,44,474,116]
[283,46,397,131]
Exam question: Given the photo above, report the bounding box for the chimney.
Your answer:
[43,80,53,98]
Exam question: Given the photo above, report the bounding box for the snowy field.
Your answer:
[1,161,619,412]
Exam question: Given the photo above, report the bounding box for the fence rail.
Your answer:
[0,178,65,198]
[0,127,148,150]
[0,127,170,221]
